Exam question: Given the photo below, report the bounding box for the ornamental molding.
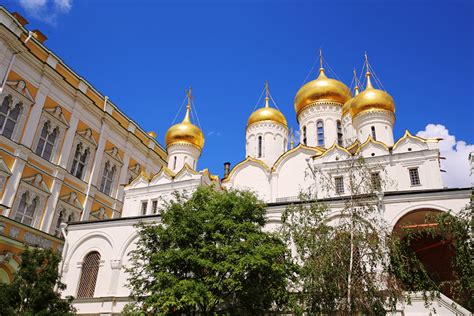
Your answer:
[5,80,34,102]
[104,147,123,165]
[246,120,288,132]
[44,106,69,129]
[297,101,343,120]
[353,109,395,124]
[58,191,82,210]
[76,128,97,148]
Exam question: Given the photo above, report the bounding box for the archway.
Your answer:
[393,208,455,296]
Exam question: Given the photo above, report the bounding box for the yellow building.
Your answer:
[0,6,167,276]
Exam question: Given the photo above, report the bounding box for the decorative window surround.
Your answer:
[90,207,109,221]
[51,192,82,237]
[127,163,141,185]
[32,106,69,164]
[0,81,34,142]
[97,147,122,196]
[10,174,50,228]
[67,128,97,181]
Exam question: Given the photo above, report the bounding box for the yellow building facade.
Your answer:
[0,7,167,281]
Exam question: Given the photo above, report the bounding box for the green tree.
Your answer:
[125,186,296,315]
[0,247,75,316]
[282,156,432,314]
[391,204,474,311]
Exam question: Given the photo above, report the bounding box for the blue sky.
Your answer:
[4,0,474,183]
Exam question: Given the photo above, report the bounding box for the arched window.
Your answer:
[336,120,343,146]
[371,126,377,141]
[99,162,116,195]
[77,251,101,298]
[15,193,38,226]
[257,136,263,158]
[0,96,22,140]
[317,120,324,146]
[302,126,307,145]
[35,121,58,161]
[71,143,89,179]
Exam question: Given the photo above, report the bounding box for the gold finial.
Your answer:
[183,86,192,122]
[353,68,360,95]
[264,80,270,108]
[318,48,326,78]
[364,53,373,89]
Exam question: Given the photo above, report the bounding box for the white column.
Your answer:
[81,124,107,220]
[58,113,79,169]
[1,156,26,215]
[40,177,62,232]
[108,259,122,295]
[21,84,49,148]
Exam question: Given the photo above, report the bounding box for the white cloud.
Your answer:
[18,0,72,25]
[416,124,473,188]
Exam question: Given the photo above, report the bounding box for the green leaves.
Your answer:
[0,247,75,316]
[125,187,296,314]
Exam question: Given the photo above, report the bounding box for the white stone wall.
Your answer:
[353,110,395,146]
[298,102,343,148]
[246,121,288,167]
[167,143,201,172]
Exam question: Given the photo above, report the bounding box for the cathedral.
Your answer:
[0,7,471,316]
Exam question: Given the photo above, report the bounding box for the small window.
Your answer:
[335,177,344,194]
[173,156,177,170]
[336,120,343,146]
[0,97,22,140]
[15,193,38,226]
[409,168,421,186]
[302,126,307,145]
[317,120,324,146]
[371,126,377,141]
[152,200,158,214]
[70,143,89,179]
[257,136,263,158]
[99,162,116,195]
[371,172,381,191]
[35,122,58,161]
[141,201,148,215]
[77,251,101,298]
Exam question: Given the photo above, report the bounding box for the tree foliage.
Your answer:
[0,247,75,316]
[391,204,474,311]
[282,156,424,314]
[125,186,296,315]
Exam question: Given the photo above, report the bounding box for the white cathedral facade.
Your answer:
[60,62,472,315]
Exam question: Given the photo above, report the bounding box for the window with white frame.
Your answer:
[70,143,89,179]
[317,120,324,147]
[152,200,158,214]
[371,172,381,191]
[35,121,59,161]
[141,201,148,215]
[0,96,22,140]
[371,126,377,141]
[335,176,344,195]
[336,120,343,146]
[99,161,116,195]
[409,168,421,186]
[14,192,38,226]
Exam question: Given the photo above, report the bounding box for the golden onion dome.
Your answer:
[342,85,359,116]
[247,92,287,128]
[165,102,205,151]
[350,72,395,118]
[294,68,352,116]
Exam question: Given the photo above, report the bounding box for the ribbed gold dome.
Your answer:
[351,72,395,117]
[342,86,359,116]
[165,104,204,150]
[247,92,287,128]
[294,68,352,116]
